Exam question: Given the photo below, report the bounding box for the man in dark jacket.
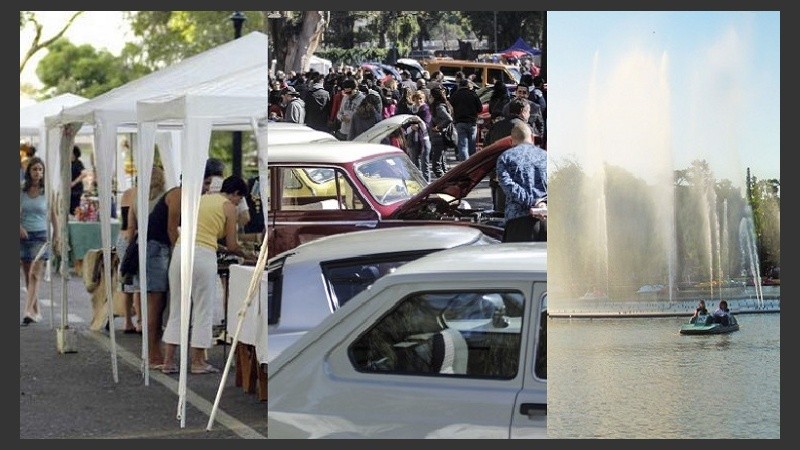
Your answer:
[502,84,544,143]
[448,78,482,161]
[303,72,332,132]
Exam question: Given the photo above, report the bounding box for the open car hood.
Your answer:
[391,136,514,218]
[352,114,423,144]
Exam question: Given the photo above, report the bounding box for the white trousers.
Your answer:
[162,244,217,349]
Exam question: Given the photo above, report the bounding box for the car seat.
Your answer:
[431,327,469,375]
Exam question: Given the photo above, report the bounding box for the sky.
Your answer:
[547,11,780,183]
[20,11,132,102]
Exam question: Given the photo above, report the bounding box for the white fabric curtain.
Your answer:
[135,121,157,385]
[155,130,181,190]
[93,117,121,382]
[176,117,213,426]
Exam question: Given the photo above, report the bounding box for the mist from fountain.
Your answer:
[739,213,765,308]
[548,37,774,315]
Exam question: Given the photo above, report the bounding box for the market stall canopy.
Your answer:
[501,37,542,57]
[20,93,92,136]
[45,32,268,130]
[40,31,269,392]
[309,55,332,75]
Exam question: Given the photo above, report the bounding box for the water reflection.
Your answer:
[548,314,780,438]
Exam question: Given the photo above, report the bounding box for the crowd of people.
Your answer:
[268,62,548,241]
[268,63,546,175]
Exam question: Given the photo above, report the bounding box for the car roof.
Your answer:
[266,129,338,145]
[390,242,547,275]
[266,122,315,131]
[272,225,486,265]
[268,142,405,164]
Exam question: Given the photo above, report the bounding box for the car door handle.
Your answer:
[520,403,546,418]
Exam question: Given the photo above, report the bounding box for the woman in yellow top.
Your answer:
[161,176,249,374]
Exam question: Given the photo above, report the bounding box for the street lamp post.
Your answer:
[230,11,246,178]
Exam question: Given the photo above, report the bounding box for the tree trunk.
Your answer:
[284,11,327,73]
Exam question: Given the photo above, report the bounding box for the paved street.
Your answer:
[19,270,267,439]
[19,154,496,439]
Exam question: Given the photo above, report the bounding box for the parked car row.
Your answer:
[251,115,546,438]
[267,242,548,438]
[265,225,498,362]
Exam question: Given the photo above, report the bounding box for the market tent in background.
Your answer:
[501,37,542,70]
[41,31,269,389]
[309,54,332,75]
[501,37,542,57]
[20,93,93,158]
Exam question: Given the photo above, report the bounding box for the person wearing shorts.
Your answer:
[20,157,56,325]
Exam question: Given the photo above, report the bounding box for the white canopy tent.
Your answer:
[309,54,332,75]
[135,61,269,427]
[20,93,92,149]
[42,31,269,387]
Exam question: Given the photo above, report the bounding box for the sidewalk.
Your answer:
[19,271,267,439]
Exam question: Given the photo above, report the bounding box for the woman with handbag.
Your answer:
[429,87,455,178]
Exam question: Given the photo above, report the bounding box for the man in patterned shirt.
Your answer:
[496,122,547,242]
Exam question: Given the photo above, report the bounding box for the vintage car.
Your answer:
[266,115,514,258]
[264,225,499,364]
[268,242,548,439]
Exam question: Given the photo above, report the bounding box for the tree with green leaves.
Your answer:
[462,11,544,52]
[747,173,780,277]
[36,39,150,98]
[128,11,267,70]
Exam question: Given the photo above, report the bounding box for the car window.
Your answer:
[462,67,482,83]
[321,251,436,309]
[487,68,505,85]
[354,155,427,205]
[266,256,287,325]
[507,67,522,84]
[438,66,461,77]
[348,290,526,379]
[277,166,366,211]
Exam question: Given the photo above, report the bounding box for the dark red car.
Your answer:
[266,116,514,258]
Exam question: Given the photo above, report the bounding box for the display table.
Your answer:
[226,264,269,401]
[68,220,121,268]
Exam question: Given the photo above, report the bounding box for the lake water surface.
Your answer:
[548,313,780,438]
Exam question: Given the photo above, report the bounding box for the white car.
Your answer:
[268,243,548,439]
[266,225,498,363]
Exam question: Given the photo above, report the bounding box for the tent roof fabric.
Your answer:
[501,38,542,56]
[46,31,268,129]
[136,64,268,127]
[20,93,90,135]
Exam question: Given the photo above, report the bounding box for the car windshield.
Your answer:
[354,154,428,205]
